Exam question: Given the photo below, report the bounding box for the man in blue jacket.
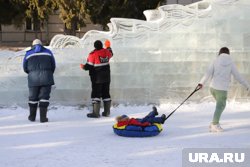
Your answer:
[23,39,56,123]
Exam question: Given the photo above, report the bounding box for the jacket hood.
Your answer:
[217,53,232,66]
[33,44,43,53]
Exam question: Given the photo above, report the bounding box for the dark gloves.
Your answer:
[197,83,203,90]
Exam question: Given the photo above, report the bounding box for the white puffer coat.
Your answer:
[199,53,250,91]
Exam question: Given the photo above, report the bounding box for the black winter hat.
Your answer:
[94,40,103,50]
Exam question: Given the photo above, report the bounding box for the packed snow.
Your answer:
[0,102,250,167]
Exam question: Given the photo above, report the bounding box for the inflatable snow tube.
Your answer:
[113,123,163,137]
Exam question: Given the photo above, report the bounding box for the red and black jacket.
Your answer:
[84,48,112,83]
[117,118,151,127]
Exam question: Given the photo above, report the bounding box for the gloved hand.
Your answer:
[80,64,84,69]
[197,83,203,90]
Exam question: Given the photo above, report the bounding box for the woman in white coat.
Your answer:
[197,47,250,132]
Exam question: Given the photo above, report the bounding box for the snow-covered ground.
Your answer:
[0,102,250,167]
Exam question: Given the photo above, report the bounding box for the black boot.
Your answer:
[87,102,100,118]
[28,106,37,122]
[102,101,111,117]
[40,107,48,123]
[152,106,158,116]
[161,114,167,124]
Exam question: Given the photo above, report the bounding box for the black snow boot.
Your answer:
[161,114,167,124]
[87,102,100,118]
[152,106,158,116]
[102,101,111,117]
[28,106,37,122]
[40,107,48,123]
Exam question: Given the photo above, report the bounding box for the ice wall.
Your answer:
[0,0,250,106]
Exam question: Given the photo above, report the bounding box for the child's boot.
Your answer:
[161,114,167,124]
[152,106,158,116]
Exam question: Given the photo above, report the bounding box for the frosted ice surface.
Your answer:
[1,0,250,106]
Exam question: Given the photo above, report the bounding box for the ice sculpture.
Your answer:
[0,0,250,106]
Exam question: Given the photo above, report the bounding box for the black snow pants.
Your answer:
[91,82,111,102]
[28,86,52,108]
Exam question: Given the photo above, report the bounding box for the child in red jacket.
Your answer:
[116,106,166,127]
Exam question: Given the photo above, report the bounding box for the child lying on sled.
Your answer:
[116,106,166,127]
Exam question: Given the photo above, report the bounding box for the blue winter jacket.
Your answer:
[23,44,56,87]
